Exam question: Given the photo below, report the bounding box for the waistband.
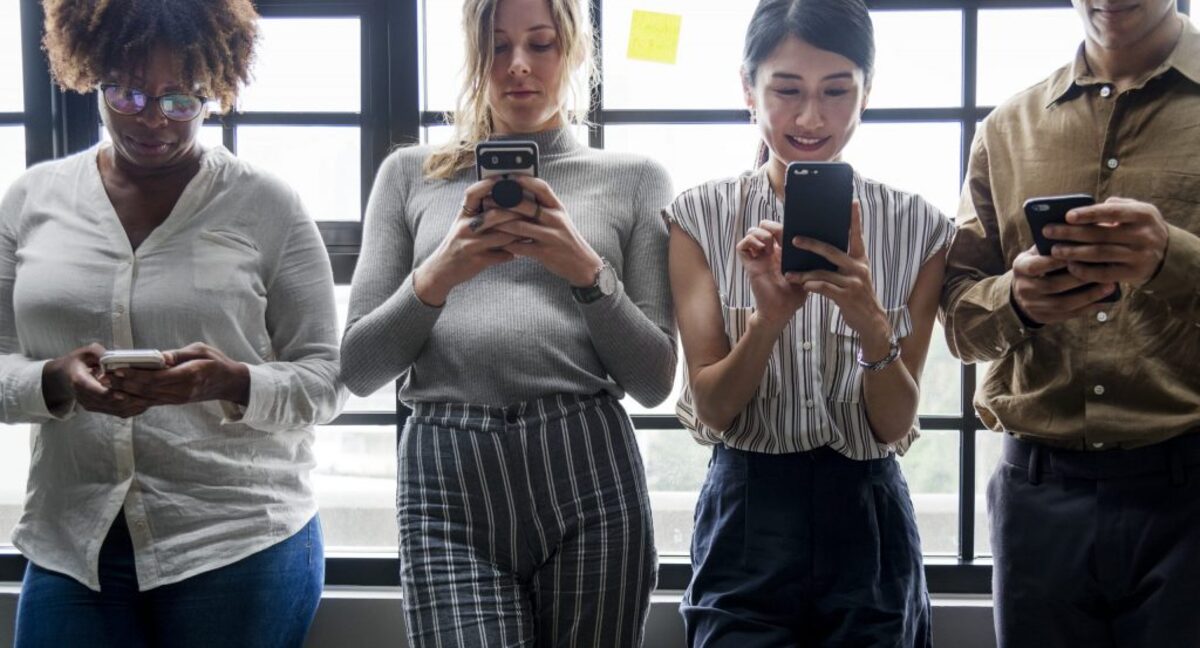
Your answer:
[409,392,618,426]
[713,443,898,478]
[1002,432,1200,482]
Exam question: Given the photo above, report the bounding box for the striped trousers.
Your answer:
[397,393,657,647]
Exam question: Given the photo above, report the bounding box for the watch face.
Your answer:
[597,264,618,295]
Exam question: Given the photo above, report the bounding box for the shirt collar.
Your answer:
[1044,15,1200,108]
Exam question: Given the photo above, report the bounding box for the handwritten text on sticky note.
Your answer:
[627,10,682,65]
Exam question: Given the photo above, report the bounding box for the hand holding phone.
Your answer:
[1023,194,1120,303]
[782,161,854,274]
[476,141,539,209]
[99,349,166,372]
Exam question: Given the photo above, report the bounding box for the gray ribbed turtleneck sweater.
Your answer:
[340,128,677,407]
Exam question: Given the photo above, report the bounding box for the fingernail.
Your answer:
[113,393,125,401]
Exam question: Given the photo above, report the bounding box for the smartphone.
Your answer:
[99,349,166,371]
[1023,194,1120,303]
[782,161,854,274]
[476,141,539,209]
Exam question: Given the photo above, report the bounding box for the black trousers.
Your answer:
[989,433,1200,648]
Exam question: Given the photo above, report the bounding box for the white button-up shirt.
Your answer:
[0,144,345,591]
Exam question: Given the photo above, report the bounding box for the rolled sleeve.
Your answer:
[1140,224,1200,323]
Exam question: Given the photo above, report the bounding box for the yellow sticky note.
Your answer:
[627,10,682,65]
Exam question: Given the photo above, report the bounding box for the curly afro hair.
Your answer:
[42,0,260,110]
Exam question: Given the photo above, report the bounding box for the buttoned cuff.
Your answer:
[8,360,75,421]
[978,272,1036,355]
[1140,224,1200,310]
[220,363,277,425]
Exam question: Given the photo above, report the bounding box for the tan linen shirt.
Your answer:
[941,19,1200,449]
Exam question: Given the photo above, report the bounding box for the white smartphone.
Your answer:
[99,349,166,371]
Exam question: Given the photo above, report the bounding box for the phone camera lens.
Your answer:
[491,155,500,165]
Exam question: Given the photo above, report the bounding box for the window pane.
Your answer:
[921,320,961,415]
[638,427,709,556]
[0,1,22,112]
[603,2,753,110]
[603,123,759,198]
[237,126,360,221]
[870,11,962,109]
[978,9,1082,107]
[974,427,1004,556]
[238,18,361,113]
[334,284,398,413]
[0,424,31,548]
[422,0,467,113]
[0,126,26,199]
[898,429,959,555]
[312,425,397,551]
[841,121,962,219]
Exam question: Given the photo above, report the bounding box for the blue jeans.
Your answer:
[15,513,324,648]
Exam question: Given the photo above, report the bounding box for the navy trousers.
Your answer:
[682,444,931,648]
[990,433,1200,648]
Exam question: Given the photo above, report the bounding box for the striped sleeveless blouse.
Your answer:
[665,167,953,460]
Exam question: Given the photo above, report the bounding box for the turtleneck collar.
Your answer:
[489,126,585,158]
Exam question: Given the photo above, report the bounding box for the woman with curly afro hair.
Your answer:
[3,2,346,646]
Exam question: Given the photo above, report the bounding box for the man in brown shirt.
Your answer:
[941,1,1200,646]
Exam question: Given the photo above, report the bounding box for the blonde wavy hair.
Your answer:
[423,0,595,180]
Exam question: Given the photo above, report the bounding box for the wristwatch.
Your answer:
[857,334,902,371]
[571,259,618,304]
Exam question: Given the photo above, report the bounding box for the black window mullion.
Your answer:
[363,0,391,219]
[19,0,52,165]
[958,6,980,564]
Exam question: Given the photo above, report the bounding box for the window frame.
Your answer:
[1,0,1192,596]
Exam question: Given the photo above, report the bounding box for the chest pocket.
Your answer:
[720,303,786,400]
[824,305,913,404]
[192,230,261,292]
[1146,171,1200,232]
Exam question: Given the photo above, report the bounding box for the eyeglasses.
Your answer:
[99,84,208,122]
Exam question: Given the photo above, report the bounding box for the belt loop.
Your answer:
[1028,444,1043,486]
[1169,449,1186,487]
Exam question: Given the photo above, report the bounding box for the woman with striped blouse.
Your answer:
[667,0,952,646]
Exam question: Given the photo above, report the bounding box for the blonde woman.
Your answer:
[339,0,675,644]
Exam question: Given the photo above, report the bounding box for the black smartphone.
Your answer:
[782,161,854,274]
[1023,194,1120,303]
[476,141,539,209]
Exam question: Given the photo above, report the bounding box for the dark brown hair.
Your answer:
[42,0,260,109]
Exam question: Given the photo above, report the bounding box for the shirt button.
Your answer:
[801,341,812,351]
[1093,385,1106,396]
[1106,158,1119,170]
[1099,85,1113,98]
[1096,311,1108,323]
[804,399,815,409]
[504,411,519,425]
